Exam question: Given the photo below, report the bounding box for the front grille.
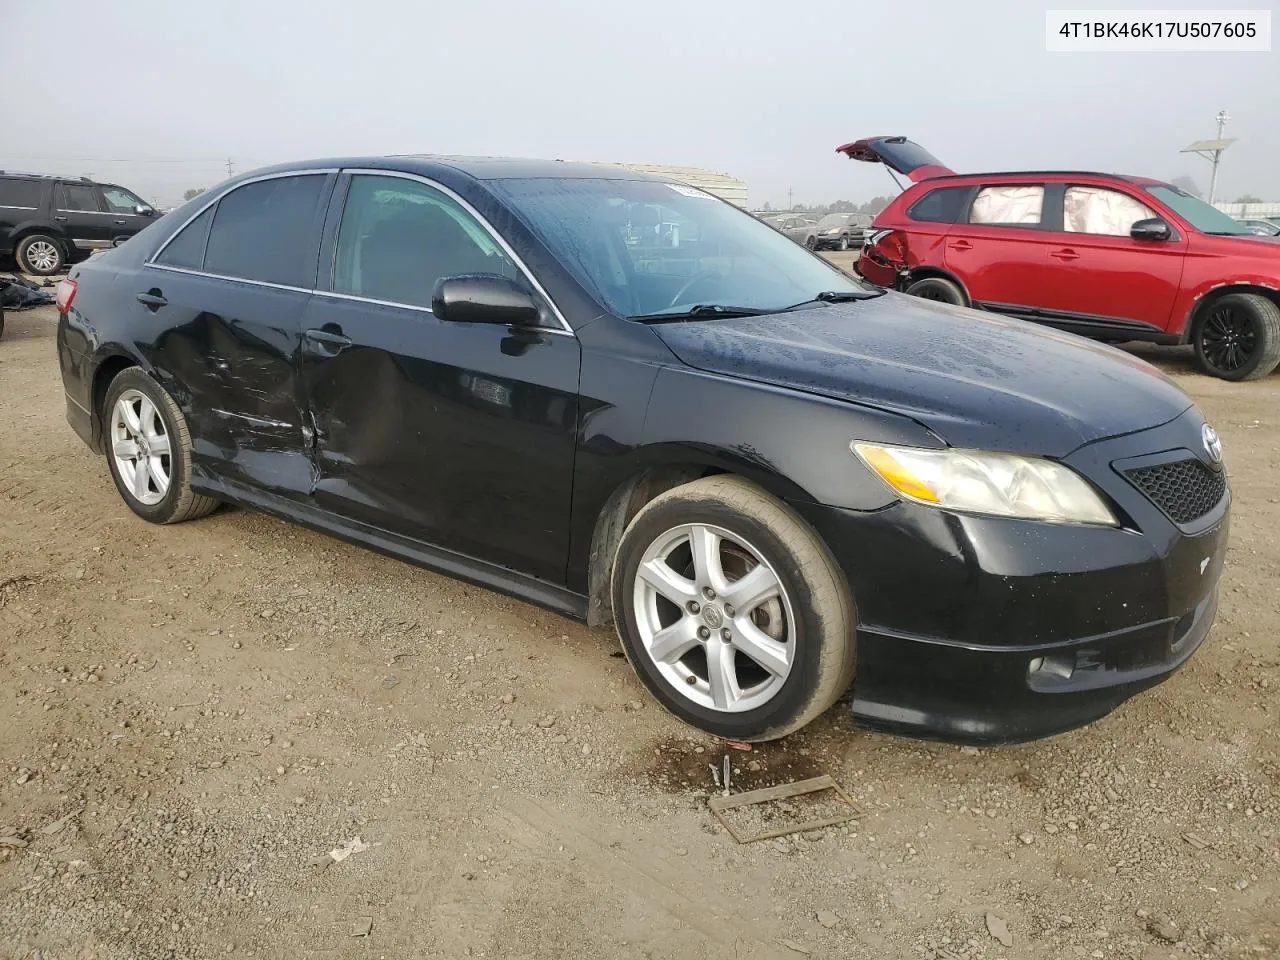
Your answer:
[1123,458,1226,525]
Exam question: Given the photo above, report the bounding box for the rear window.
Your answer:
[58,183,102,212]
[202,175,328,287]
[906,186,970,224]
[0,178,43,208]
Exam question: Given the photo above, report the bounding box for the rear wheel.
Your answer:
[905,276,965,305]
[103,368,220,524]
[1193,293,1280,381]
[611,476,855,741]
[16,235,65,276]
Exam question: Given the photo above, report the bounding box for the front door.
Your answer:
[1035,184,1186,333]
[55,182,112,254]
[300,172,581,583]
[100,184,157,246]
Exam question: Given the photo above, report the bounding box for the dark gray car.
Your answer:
[814,213,870,251]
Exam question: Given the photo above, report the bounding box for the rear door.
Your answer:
[143,171,335,498]
[941,182,1059,308]
[99,184,157,246]
[299,171,581,582]
[55,182,112,254]
[0,177,46,255]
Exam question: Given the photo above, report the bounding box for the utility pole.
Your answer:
[226,158,235,178]
[787,186,793,211]
[1180,110,1235,207]
[1208,110,1228,204]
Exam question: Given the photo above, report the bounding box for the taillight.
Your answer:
[55,277,78,314]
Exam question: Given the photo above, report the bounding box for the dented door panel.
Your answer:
[298,294,581,582]
[143,268,314,497]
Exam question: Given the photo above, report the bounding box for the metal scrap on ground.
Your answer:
[708,775,862,843]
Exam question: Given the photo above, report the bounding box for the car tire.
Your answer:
[906,276,966,306]
[1192,293,1280,381]
[804,236,817,250]
[16,235,66,276]
[611,475,856,742]
[838,236,849,251]
[102,368,220,524]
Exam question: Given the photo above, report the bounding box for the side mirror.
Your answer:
[432,274,540,327]
[135,204,155,217]
[1130,218,1171,241]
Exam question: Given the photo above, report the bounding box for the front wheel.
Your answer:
[611,476,856,741]
[804,235,817,250]
[103,368,220,524]
[1193,293,1280,381]
[838,236,849,251]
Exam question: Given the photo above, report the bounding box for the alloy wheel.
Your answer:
[25,241,60,273]
[632,523,795,713]
[110,389,172,506]
[1199,305,1257,374]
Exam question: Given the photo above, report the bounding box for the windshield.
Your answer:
[817,214,854,227]
[491,177,868,318]
[1145,185,1253,235]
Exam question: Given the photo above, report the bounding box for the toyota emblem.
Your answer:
[1202,423,1223,465]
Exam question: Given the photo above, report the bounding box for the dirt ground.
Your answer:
[1,294,1277,960]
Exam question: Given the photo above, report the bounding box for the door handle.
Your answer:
[54,215,68,222]
[1050,248,1080,261]
[304,328,353,357]
[136,292,168,309]
[113,219,127,225]
[949,240,972,251]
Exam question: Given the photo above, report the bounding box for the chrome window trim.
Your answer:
[0,204,39,211]
[337,168,574,335]
[147,168,340,265]
[58,208,143,217]
[145,262,316,296]
[144,166,576,337]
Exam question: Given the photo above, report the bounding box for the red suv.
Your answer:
[842,136,1280,381]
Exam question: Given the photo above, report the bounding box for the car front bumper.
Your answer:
[794,407,1230,744]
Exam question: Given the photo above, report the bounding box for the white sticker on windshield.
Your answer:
[666,183,713,199]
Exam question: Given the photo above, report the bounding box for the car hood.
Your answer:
[651,294,1194,457]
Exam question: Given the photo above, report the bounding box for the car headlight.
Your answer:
[852,443,1118,526]
[825,228,841,235]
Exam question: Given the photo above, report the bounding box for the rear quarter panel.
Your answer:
[1169,235,1280,337]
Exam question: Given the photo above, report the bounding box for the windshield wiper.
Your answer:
[781,290,882,312]
[631,304,769,322]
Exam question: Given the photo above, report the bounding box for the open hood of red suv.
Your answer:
[835,136,955,182]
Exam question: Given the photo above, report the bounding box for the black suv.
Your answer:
[0,173,157,276]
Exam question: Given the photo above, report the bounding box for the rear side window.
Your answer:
[156,206,215,270]
[203,175,327,287]
[969,185,1044,226]
[906,187,970,224]
[0,179,43,208]
[58,183,102,212]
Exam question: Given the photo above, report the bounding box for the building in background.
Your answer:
[605,162,748,207]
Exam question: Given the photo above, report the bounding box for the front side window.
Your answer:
[492,177,867,318]
[1063,186,1156,236]
[332,174,521,311]
[0,179,43,208]
[203,175,327,287]
[102,186,147,214]
[1144,184,1254,236]
[58,184,101,212]
[969,185,1044,226]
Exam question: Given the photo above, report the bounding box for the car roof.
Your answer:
[913,170,1171,188]
[246,155,666,182]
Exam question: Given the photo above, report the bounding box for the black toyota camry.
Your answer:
[55,156,1230,743]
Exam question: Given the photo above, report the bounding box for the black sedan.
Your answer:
[55,156,1229,743]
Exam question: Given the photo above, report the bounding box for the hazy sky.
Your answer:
[4,0,1277,208]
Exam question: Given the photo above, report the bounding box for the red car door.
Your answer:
[1035,184,1186,334]
[941,183,1060,307]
